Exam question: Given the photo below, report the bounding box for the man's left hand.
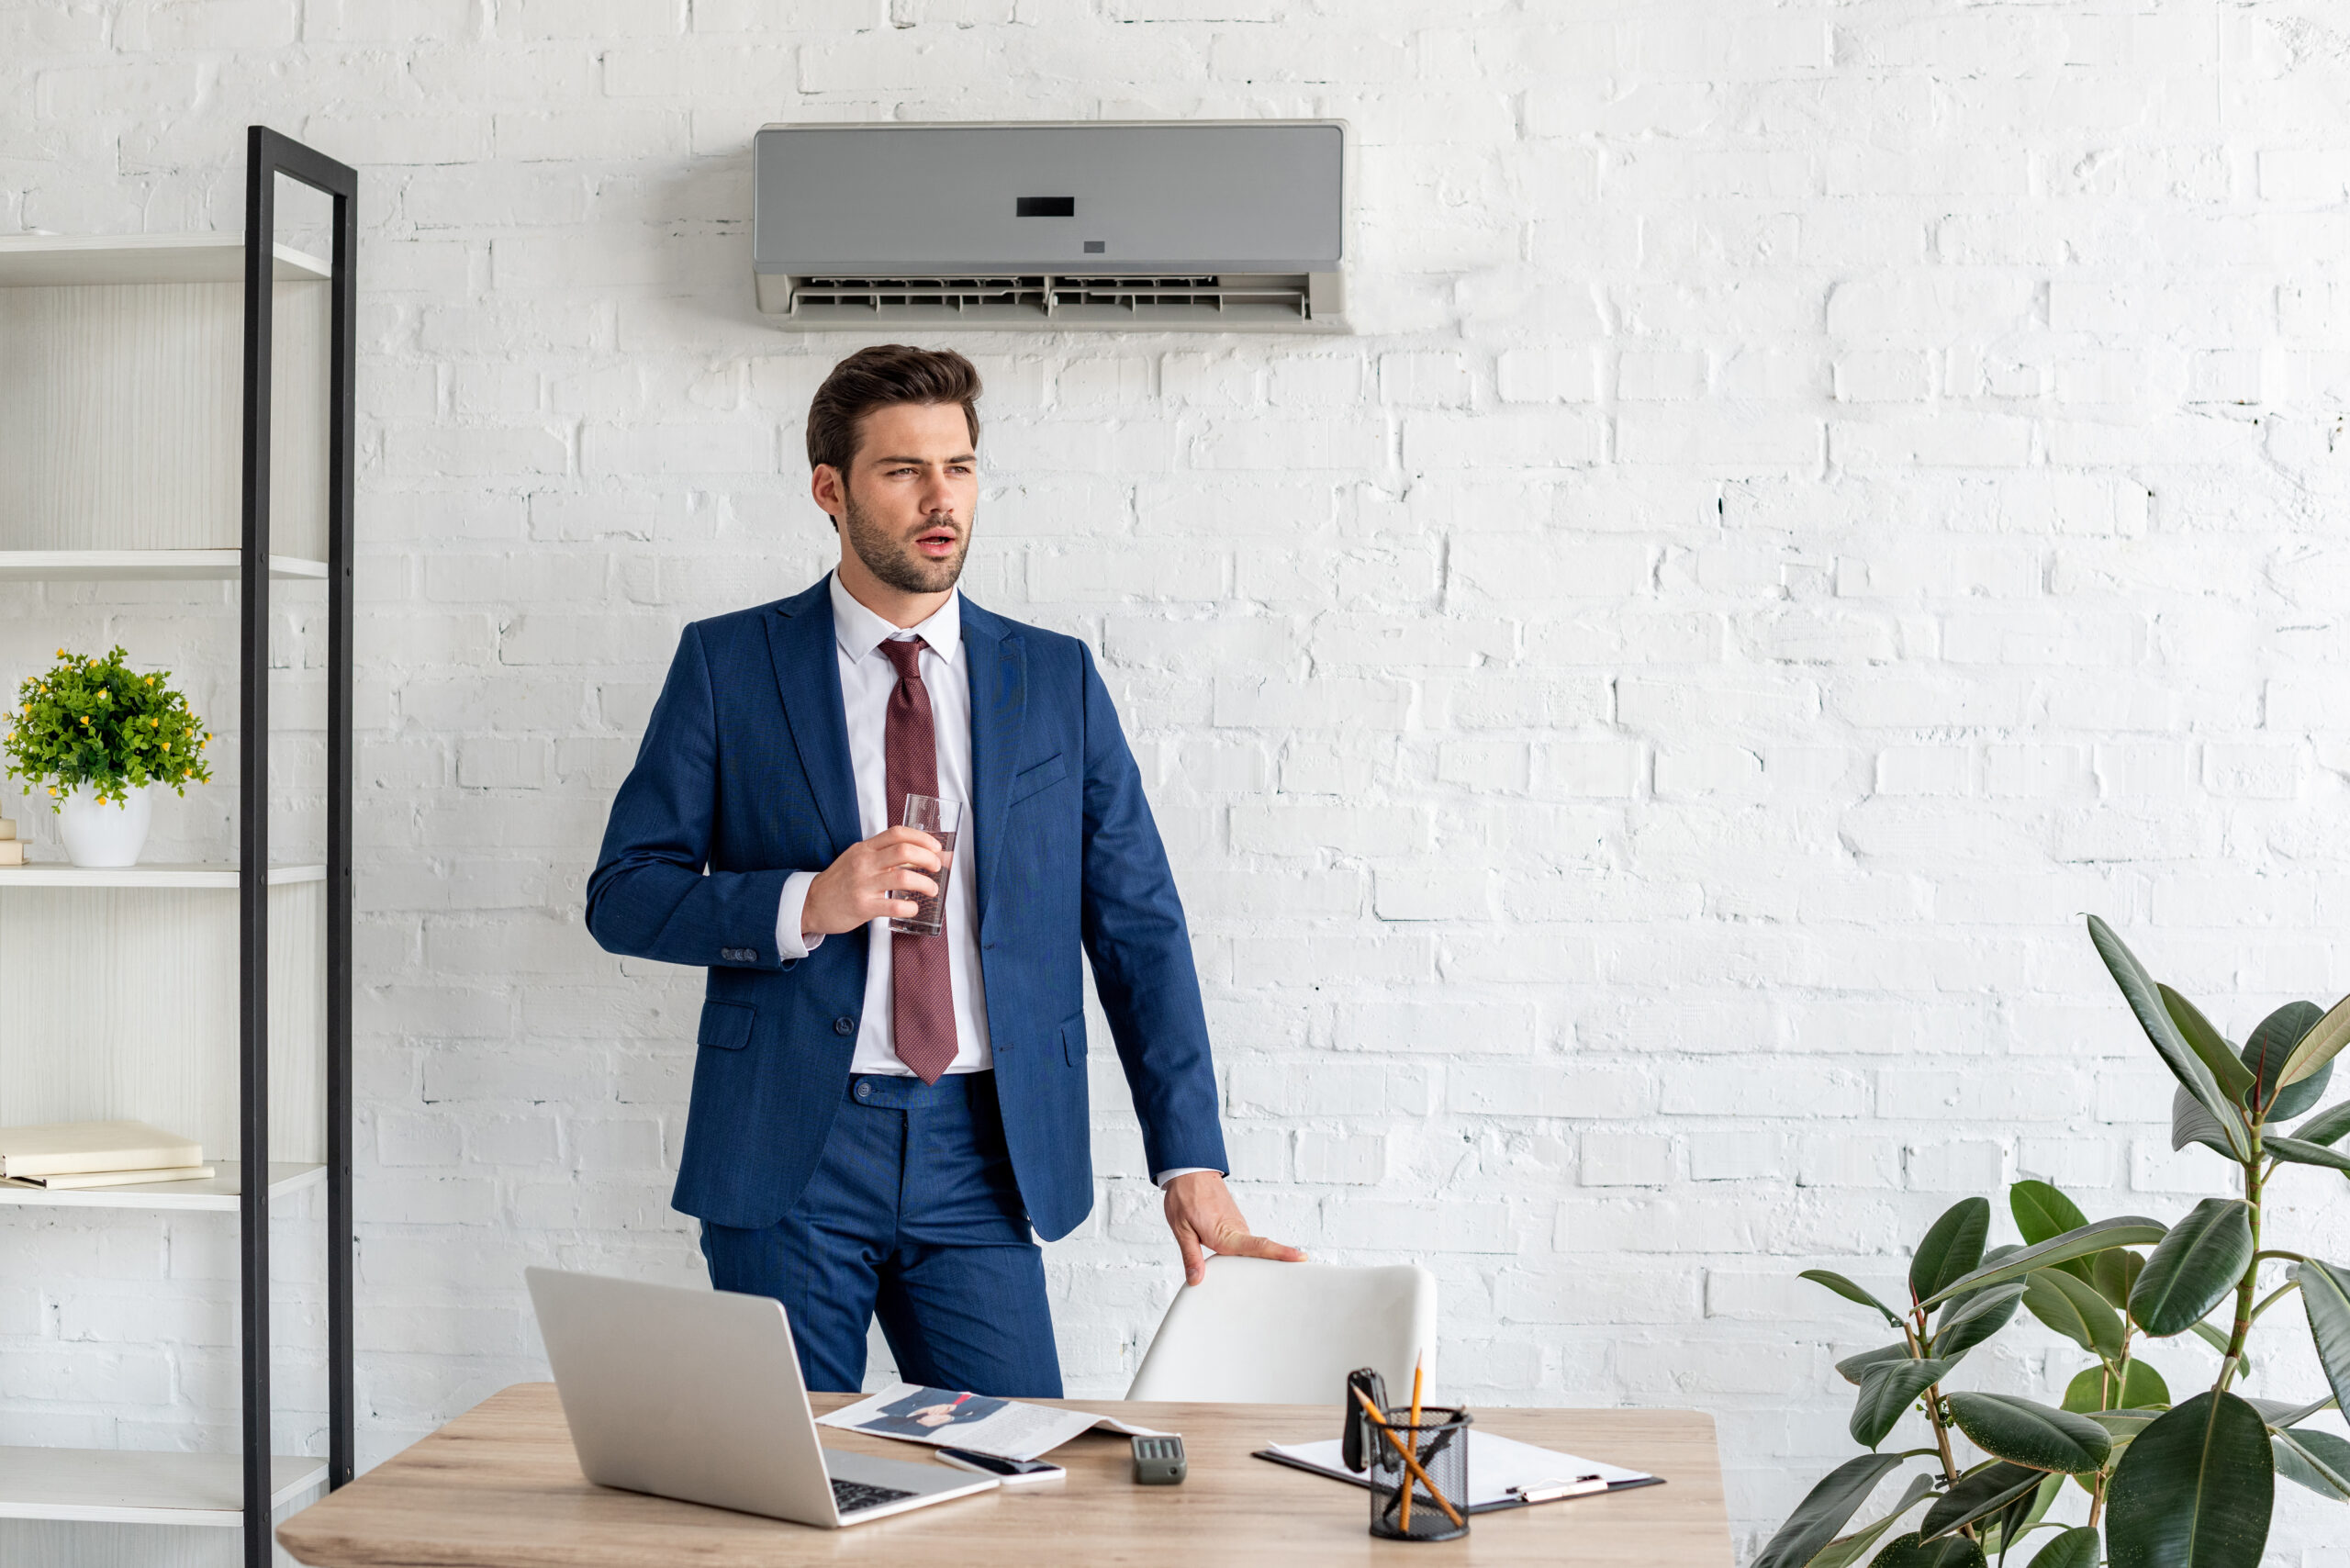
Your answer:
[1162,1170,1306,1286]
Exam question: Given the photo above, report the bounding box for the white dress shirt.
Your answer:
[775,574,991,1075]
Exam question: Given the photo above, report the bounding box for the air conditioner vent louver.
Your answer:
[755,121,1350,334]
[781,273,1325,329]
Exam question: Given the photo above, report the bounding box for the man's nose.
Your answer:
[917,472,958,517]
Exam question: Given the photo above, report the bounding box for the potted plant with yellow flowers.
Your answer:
[4,646,214,868]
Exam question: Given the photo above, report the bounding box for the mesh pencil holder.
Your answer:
[1366,1405,1472,1542]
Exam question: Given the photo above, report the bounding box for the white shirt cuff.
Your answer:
[1154,1167,1216,1189]
[776,871,823,960]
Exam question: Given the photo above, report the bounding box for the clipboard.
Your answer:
[1253,1432,1665,1513]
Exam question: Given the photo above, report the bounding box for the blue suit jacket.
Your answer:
[584,577,1228,1239]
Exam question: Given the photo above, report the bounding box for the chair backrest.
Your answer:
[1123,1256,1438,1405]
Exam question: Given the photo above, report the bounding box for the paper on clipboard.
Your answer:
[1257,1431,1659,1511]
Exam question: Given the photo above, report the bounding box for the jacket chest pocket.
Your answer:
[1008,753,1068,808]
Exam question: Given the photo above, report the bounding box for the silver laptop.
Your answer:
[524,1267,998,1528]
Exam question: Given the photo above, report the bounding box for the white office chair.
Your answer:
[1123,1256,1438,1404]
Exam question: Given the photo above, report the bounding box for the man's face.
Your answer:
[820,401,978,597]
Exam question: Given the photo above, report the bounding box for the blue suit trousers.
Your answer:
[699,1071,1064,1398]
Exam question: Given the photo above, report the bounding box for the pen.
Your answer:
[1509,1474,1608,1503]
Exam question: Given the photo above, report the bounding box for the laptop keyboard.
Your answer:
[834,1478,919,1515]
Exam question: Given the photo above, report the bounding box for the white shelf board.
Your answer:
[0,1448,327,1527]
[0,550,328,581]
[0,234,330,287]
[0,1161,322,1213]
[0,863,326,889]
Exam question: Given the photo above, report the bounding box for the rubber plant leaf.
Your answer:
[1803,1270,1905,1327]
[2277,990,2350,1090]
[2104,1392,2273,1568]
[2160,982,2256,1103]
[2090,1246,2145,1312]
[2293,1260,2350,1421]
[2271,1427,2350,1501]
[1751,1451,1916,1568]
[2024,1528,2101,1568]
[1944,1392,2111,1474]
[1932,1282,2024,1361]
[2009,1181,2092,1281]
[1919,1215,2168,1309]
[1866,1534,1985,1568]
[2086,916,2250,1159]
[2172,1084,2239,1158]
[1801,1473,1935,1568]
[1908,1199,1989,1308]
[1919,1461,2042,1541]
[2266,1136,2350,1173]
[2021,1268,2125,1359]
[1852,1357,1953,1450]
[1837,1342,1914,1387]
[2129,1198,2255,1338]
[2062,1361,2167,1413]
[2292,1099,2350,1148]
[2243,1001,2329,1122]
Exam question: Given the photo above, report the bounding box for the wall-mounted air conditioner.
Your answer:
[754,120,1349,333]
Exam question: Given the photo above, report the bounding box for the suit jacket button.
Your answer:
[834,1016,855,1036]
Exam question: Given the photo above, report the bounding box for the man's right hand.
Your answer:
[801,826,944,936]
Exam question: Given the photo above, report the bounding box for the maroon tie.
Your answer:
[879,637,957,1084]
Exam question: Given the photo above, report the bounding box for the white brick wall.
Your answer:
[7,2,2350,1561]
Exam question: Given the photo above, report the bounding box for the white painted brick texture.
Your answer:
[6,2,2350,1562]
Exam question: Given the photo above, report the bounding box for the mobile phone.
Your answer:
[934,1447,1066,1487]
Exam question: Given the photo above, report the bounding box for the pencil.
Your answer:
[1403,1353,1426,1531]
[1349,1385,1465,1530]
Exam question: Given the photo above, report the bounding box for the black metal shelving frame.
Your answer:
[238,124,357,1568]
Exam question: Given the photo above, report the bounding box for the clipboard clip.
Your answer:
[1508,1473,1608,1503]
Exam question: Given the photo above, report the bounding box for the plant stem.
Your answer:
[2253,1249,2308,1266]
[2217,1156,2265,1396]
[2250,1281,2301,1323]
[1914,1305,1971,1540]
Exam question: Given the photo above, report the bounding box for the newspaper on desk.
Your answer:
[817,1382,1172,1462]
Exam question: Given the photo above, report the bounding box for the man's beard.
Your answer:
[841,488,968,596]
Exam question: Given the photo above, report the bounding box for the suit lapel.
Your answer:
[961,599,1027,925]
[763,577,860,857]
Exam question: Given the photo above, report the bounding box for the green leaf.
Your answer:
[1945,1392,2111,1473]
[2105,1392,2274,1568]
[2272,1427,2350,1501]
[1853,1357,1952,1449]
[1868,1534,1986,1568]
[1805,1473,1936,1568]
[2022,1268,2125,1358]
[2172,1084,2239,1157]
[2063,1361,2169,1413]
[2244,1002,2330,1122]
[2025,1528,2101,1568]
[1805,1270,1906,1327]
[2087,916,2252,1159]
[1920,1216,2170,1309]
[2264,1394,2336,1428]
[1919,1461,2042,1541]
[2293,1099,2350,1147]
[1837,1342,1916,1387]
[1976,1470,2058,1562]
[2161,983,2257,1103]
[1932,1282,2025,1361]
[1910,1199,1990,1307]
[1753,1452,1916,1568]
[2278,991,2350,1090]
[2294,1260,2350,1420]
[2130,1198,2255,1338]
[2091,1247,2145,1311]
[2087,1409,2161,1440]
[2009,1182,2092,1283]
[2266,1136,2350,1173]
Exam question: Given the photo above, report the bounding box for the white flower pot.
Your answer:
[59,784,154,868]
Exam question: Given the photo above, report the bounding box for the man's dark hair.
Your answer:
[805,344,983,476]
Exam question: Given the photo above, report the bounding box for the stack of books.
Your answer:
[0,1119,213,1189]
[0,813,21,867]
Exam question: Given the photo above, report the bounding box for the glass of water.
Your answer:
[890,795,959,937]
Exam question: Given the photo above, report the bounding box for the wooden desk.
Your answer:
[277,1384,1730,1566]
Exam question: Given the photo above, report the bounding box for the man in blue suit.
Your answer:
[587,345,1301,1396]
